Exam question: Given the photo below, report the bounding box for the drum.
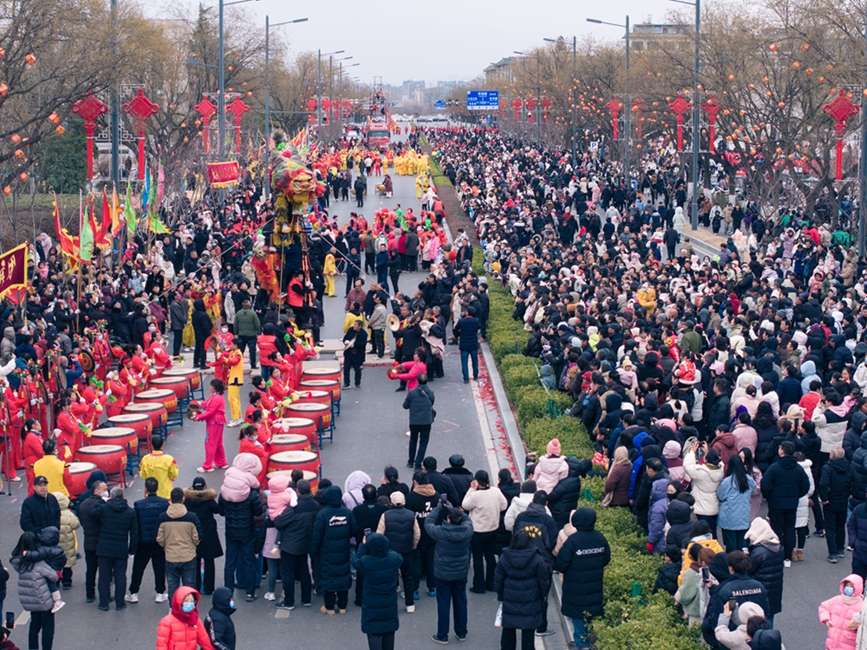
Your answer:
[76,444,127,476]
[68,461,97,497]
[107,414,153,442]
[123,403,167,430]
[267,450,321,477]
[90,427,137,452]
[283,403,330,435]
[269,434,311,455]
[294,390,332,427]
[135,389,178,413]
[300,367,341,384]
[162,367,202,390]
[298,379,341,403]
[150,377,191,401]
[272,418,317,448]
[266,469,319,494]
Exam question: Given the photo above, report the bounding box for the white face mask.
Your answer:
[222,328,228,334]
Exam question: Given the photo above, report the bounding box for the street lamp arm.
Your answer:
[270,17,309,28]
[587,18,626,28]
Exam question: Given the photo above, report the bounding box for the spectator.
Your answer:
[716,455,757,552]
[462,470,507,594]
[356,533,402,650]
[744,518,784,626]
[91,486,138,611]
[761,441,810,567]
[273,478,320,610]
[820,447,863,564]
[20,475,60,535]
[311,485,356,615]
[78,478,107,603]
[127,476,169,604]
[204,587,236,650]
[183,478,222,596]
[702,551,770,648]
[157,487,202,601]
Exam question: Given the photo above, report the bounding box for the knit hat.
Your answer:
[390,491,406,506]
[547,439,562,456]
[786,404,805,423]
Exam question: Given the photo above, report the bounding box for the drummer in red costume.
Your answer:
[104,370,129,418]
[55,398,84,462]
[3,380,27,478]
[21,418,44,495]
[91,327,112,382]
[23,367,48,436]
[148,332,172,375]
[250,376,275,412]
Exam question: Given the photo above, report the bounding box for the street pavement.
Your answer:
[0,152,513,649]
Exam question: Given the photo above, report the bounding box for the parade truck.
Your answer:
[366,121,391,150]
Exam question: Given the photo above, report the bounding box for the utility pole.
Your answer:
[536,54,541,148]
[572,35,577,164]
[691,0,701,230]
[625,15,631,188]
[110,0,120,189]
[859,7,866,255]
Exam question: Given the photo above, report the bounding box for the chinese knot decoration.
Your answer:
[606,96,624,141]
[194,98,217,154]
[668,93,692,153]
[511,99,522,121]
[525,98,536,124]
[320,98,331,125]
[702,94,722,154]
[306,98,317,125]
[71,94,108,180]
[341,100,353,122]
[823,89,860,181]
[227,97,250,154]
[122,89,159,180]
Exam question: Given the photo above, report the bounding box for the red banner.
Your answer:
[206,161,241,188]
[0,244,29,299]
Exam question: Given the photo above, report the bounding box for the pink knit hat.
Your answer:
[547,439,562,456]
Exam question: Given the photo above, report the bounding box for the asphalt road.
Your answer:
[0,147,511,650]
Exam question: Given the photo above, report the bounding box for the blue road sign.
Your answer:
[435,99,446,109]
[466,90,499,111]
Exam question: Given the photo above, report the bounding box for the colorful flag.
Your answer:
[96,190,111,247]
[53,194,79,260]
[157,159,165,204]
[111,187,122,238]
[142,167,151,214]
[80,198,94,263]
[124,183,136,238]
[146,170,171,235]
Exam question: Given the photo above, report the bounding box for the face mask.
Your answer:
[101,492,109,501]
[222,328,229,334]
[149,326,156,333]
[845,586,855,597]
[229,601,236,610]
[182,602,196,613]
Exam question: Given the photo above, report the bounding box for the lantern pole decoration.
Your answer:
[668,93,692,153]
[194,97,217,154]
[632,97,646,141]
[122,88,159,180]
[701,94,722,154]
[606,96,624,141]
[226,96,250,154]
[525,98,536,124]
[71,93,109,181]
[307,98,317,125]
[541,98,552,125]
[511,99,522,121]
[823,89,860,181]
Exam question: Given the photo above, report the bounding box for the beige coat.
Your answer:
[55,493,80,568]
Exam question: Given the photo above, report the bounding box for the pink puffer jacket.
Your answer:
[220,453,262,503]
[396,361,427,391]
[819,574,864,650]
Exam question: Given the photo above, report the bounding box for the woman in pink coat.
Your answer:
[819,574,864,650]
[396,348,427,391]
[193,378,228,473]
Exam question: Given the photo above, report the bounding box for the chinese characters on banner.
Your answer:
[206,161,241,188]
[0,244,28,299]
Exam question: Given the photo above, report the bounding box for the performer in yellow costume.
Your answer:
[323,250,337,297]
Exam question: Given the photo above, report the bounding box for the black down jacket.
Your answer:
[554,508,611,618]
[183,488,223,559]
[356,534,402,636]
[424,504,474,581]
[493,546,551,631]
[218,491,264,543]
[747,541,784,616]
[311,486,356,592]
[91,497,138,558]
[274,494,321,556]
[547,458,587,528]
[665,499,694,551]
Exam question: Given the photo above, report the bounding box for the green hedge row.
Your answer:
[476,261,702,649]
[427,155,452,188]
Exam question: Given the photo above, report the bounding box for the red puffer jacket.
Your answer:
[156,586,215,650]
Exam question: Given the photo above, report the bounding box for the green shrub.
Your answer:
[503,363,539,395]
[498,354,537,372]
[513,386,572,426]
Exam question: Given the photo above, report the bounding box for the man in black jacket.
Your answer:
[514,491,559,637]
[442,455,473,505]
[554,507,611,649]
[701,551,770,649]
[191,299,212,370]
[78,479,107,602]
[422,457,459,507]
[126,477,169,604]
[311,485,356,614]
[20,475,60,535]
[377,491,420,612]
[407,472,439,598]
[761,441,811,565]
[820,447,863,563]
[91,486,139,611]
[342,319,367,389]
[274,479,320,610]
[350,484,388,607]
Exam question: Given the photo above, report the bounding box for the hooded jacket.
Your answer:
[342,470,370,510]
[220,453,261,503]
[184,488,223,560]
[513,502,559,567]
[761,455,810,510]
[205,587,235,650]
[684,452,724,515]
[664,440,688,487]
[156,586,215,650]
[547,457,587,527]
[157,503,202,563]
[702,571,770,648]
[493,546,551,631]
[406,483,440,546]
[311,486,356,592]
[813,403,851,453]
[716,473,757,531]
[55,493,79,568]
[647,478,670,553]
[800,360,821,396]
[10,554,58,612]
[192,300,213,342]
[217,486,263,543]
[356,534,402,635]
[424,503,474,581]
[666,498,695,551]
[820,456,862,505]
[711,433,739,468]
[745,518,784,616]
[819,574,864,650]
[554,508,611,618]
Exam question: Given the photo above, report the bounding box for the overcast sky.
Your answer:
[156,0,687,87]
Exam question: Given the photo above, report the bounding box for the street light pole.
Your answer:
[219,0,257,160]
[573,35,577,164]
[860,6,867,256]
[110,0,120,188]
[691,0,700,231]
[317,50,345,142]
[536,53,541,148]
[625,15,631,189]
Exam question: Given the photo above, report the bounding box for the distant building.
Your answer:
[484,57,516,84]
[628,23,690,53]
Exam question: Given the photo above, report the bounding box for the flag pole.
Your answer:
[77,190,83,333]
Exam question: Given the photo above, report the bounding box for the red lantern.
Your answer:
[25,53,36,65]
[227,97,250,154]
[606,96,624,140]
[525,98,536,124]
[511,99,522,121]
[307,98,317,125]
[701,94,722,154]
